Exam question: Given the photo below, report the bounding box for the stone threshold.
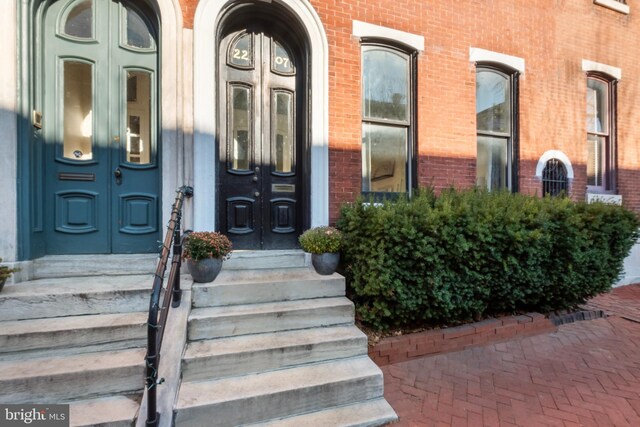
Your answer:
[368,312,555,366]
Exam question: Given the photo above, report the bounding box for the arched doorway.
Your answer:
[40,0,161,254]
[217,7,309,249]
[192,0,329,242]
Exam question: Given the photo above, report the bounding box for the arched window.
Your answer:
[361,44,416,197]
[586,74,616,193]
[476,65,519,192]
[542,158,568,197]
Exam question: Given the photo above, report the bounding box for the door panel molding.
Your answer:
[193,0,329,232]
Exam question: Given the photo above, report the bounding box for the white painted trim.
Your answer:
[0,1,18,261]
[594,0,629,15]
[582,59,622,80]
[193,0,329,231]
[469,47,525,73]
[535,150,575,179]
[155,0,186,231]
[352,20,424,52]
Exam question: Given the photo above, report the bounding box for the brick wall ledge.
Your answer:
[368,312,556,366]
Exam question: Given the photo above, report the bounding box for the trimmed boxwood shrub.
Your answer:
[337,188,639,331]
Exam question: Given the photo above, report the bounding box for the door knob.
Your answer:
[114,167,122,185]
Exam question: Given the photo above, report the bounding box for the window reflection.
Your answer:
[272,40,294,74]
[363,50,408,122]
[63,61,93,160]
[125,5,153,49]
[126,71,152,164]
[362,124,407,193]
[476,70,510,133]
[476,136,507,191]
[64,0,93,39]
[231,86,251,171]
[229,33,253,68]
[274,92,293,173]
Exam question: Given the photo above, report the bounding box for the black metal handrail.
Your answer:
[145,185,193,427]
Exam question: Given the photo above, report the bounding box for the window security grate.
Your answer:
[542,158,568,197]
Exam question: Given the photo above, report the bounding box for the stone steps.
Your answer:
[221,250,308,270]
[32,254,158,279]
[0,347,146,404]
[0,275,152,321]
[187,297,354,340]
[182,325,367,382]
[192,267,344,307]
[247,398,398,427]
[69,395,142,427]
[0,311,147,361]
[174,357,384,427]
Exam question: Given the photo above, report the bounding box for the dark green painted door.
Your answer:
[42,0,160,254]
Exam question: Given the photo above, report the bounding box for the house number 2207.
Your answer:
[274,55,290,68]
[233,49,249,60]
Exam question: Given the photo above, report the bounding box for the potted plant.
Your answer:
[0,258,19,293]
[183,231,233,283]
[299,226,342,275]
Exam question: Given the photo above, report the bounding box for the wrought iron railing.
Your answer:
[145,185,193,427]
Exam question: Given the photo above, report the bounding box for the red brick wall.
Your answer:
[176,0,640,221]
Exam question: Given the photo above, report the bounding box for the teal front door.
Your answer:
[42,0,160,254]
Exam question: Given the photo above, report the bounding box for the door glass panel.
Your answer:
[272,40,294,74]
[126,71,152,164]
[476,70,511,133]
[362,49,408,123]
[63,0,93,39]
[362,123,407,193]
[230,85,251,171]
[476,135,508,191]
[229,33,253,68]
[63,61,93,160]
[124,5,153,49]
[273,91,293,174]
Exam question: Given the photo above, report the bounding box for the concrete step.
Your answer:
[0,275,153,321]
[192,267,344,307]
[248,398,398,427]
[174,357,384,426]
[0,312,147,361]
[69,395,141,427]
[32,254,158,279]
[182,325,367,382]
[188,297,354,340]
[0,348,146,404]
[222,250,308,270]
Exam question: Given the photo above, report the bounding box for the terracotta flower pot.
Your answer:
[186,258,223,283]
[311,252,340,275]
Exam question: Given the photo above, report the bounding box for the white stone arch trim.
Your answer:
[582,59,621,80]
[535,150,575,179]
[150,0,185,229]
[352,20,424,52]
[469,47,525,73]
[193,0,329,230]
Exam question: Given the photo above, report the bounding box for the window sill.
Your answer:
[586,192,622,205]
[594,0,629,15]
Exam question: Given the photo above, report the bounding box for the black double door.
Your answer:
[218,26,304,249]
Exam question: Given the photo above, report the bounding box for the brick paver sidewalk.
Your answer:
[382,284,640,426]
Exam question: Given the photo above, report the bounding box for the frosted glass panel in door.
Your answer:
[63,61,93,160]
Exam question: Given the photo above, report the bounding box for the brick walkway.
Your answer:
[382,284,640,426]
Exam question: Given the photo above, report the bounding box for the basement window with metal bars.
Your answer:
[542,158,568,197]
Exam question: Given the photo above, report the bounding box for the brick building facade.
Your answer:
[0,0,638,282]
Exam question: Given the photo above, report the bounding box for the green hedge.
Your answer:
[337,188,640,330]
